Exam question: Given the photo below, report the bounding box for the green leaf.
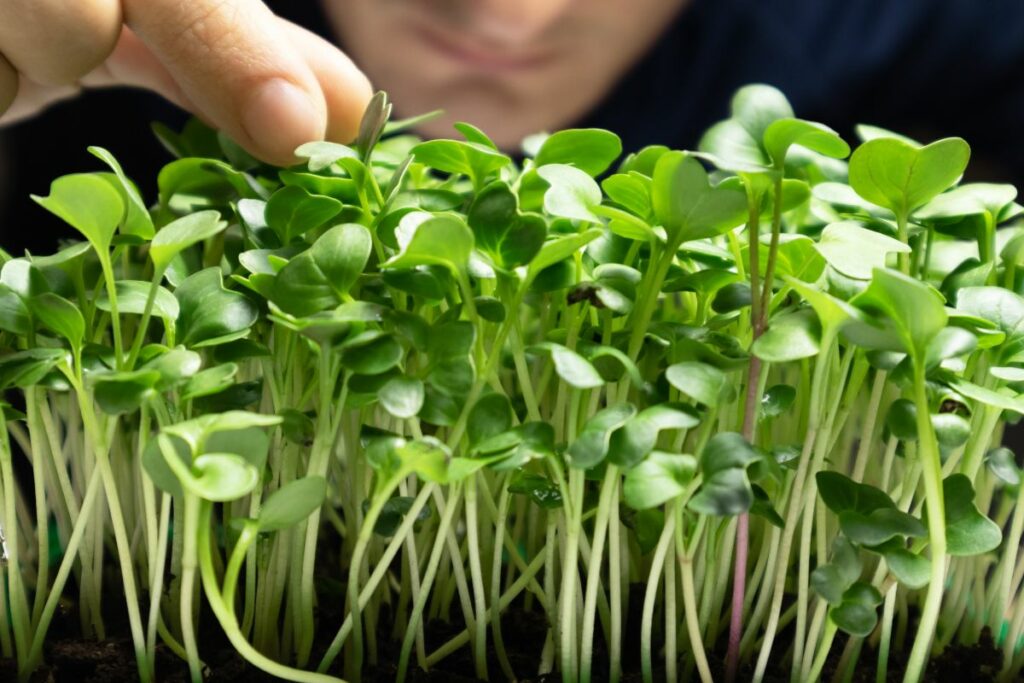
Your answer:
[816,472,897,515]
[752,308,821,362]
[534,128,622,176]
[839,508,927,546]
[257,477,327,532]
[0,348,66,389]
[566,404,636,469]
[144,434,188,496]
[411,138,510,185]
[97,281,179,321]
[761,384,796,419]
[526,229,603,282]
[271,223,372,316]
[986,447,1021,486]
[623,451,697,510]
[485,424,555,471]
[811,537,862,605]
[370,496,432,537]
[453,121,497,149]
[886,399,919,441]
[206,427,271,474]
[340,332,403,375]
[508,470,562,509]
[384,215,474,274]
[786,279,863,337]
[883,547,930,589]
[0,283,30,335]
[815,221,911,280]
[141,347,202,390]
[379,376,424,420]
[762,118,849,166]
[294,140,358,172]
[467,182,546,269]
[92,369,160,415]
[395,438,450,483]
[849,137,971,216]
[991,366,1024,382]
[925,327,977,369]
[33,173,124,253]
[157,157,258,210]
[180,362,238,400]
[665,361,727,407]
[916,183,1017,222]
[949,379,1024,415]
[31,293,84,350]
[688,468,753,516]
[265,185,343,245]
[932,413,971,451]
[856,124,920,146]
[608,403,700,468]
[176,268,258,348]
[652,152,747,245]
[956,287,1024,344]
[188,453,260,502]
[700,432,760,476]
[698,84,793,170]
[89,146,155,238]
[688,433,760,516]
[537,164,603,223]
[467,393,513,446]
[939,474,1002,556]
[601,174,652,220]
[698,119,768,171]
[356,91,392,159]
[162,411,282,453]
[731,84,794,143]
[150,210,227,273]
[530,342,605,389]
[831,582,883,636]
[851,268,948,359]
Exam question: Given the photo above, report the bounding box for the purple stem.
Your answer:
[726,512,750,682]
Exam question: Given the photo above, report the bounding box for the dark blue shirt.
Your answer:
[2,0,1023,252]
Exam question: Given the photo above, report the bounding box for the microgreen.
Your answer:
[1,84,1022,683]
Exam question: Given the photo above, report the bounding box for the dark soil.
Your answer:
[2,587,1013,682]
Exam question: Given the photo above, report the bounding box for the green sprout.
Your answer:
[0,84,1021,683]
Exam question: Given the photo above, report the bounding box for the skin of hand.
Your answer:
[324,0,690,149]
[0,0,372,165]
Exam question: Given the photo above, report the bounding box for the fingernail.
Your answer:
[243,78,324,163]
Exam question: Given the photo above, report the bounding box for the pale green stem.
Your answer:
[22,467,102,677]
[197,502,343,683]
[641,508,676,683]
[395,485,464,683]
[902,366,947,683]
[579,465,618,683]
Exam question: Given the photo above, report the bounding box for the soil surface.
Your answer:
[2,589,1012,682]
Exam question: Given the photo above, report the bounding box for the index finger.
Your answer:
[124,0,369,164]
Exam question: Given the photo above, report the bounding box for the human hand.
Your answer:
[0,0,373,164]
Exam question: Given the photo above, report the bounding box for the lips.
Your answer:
[412,22,555,72]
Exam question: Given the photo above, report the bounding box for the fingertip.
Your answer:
[278,21,373,144]
[242,77,327,165]
[329,67,373,143]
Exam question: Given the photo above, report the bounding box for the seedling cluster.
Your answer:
[0,86,1023,683]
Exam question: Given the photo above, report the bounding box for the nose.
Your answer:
[466,0,575,45]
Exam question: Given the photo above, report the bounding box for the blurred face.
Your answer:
[324,0,689,149]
